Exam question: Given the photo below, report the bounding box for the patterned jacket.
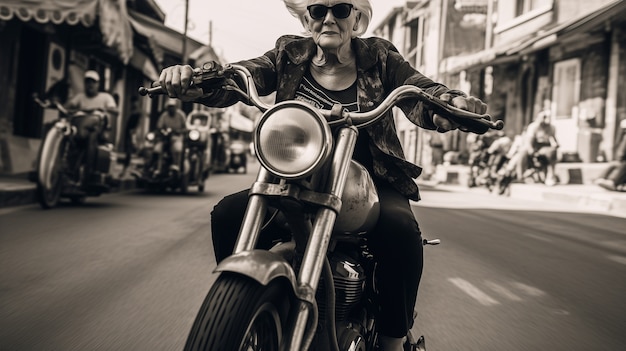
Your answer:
[198,35,467,201]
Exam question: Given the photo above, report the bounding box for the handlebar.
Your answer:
[33,94,70,116]
[139,63,503,132]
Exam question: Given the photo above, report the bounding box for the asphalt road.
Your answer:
[1,164,624,351]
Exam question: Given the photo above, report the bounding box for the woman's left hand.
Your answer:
[433,93,488,132]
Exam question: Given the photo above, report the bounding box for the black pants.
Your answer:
[211,179,423,338]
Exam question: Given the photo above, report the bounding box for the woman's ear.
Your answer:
[353,13,361,31]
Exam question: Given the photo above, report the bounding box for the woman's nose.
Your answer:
[323,10,336,23]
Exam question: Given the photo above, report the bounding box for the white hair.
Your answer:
[283,0,372,37]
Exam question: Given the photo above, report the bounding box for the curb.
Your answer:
[0,178,137,208]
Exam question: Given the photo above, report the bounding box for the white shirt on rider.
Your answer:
[66,92,117,113]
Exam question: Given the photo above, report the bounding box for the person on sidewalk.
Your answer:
[595,119,626,191]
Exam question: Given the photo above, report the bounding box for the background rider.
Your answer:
[154,98,187,172]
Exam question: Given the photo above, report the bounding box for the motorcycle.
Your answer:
[185,111,213,192]
[31,95,114,209]
[134,127,190,193]
[228,139,248,174]
[139,62,503,351]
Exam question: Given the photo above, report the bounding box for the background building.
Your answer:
[0,0,219,175]
[373,0,626,180]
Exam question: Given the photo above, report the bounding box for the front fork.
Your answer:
[232,126,358,351]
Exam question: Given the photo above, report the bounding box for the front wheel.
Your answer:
[184,273,290,351]
[37,130,67,209]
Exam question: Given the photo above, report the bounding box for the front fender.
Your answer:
[214,250,298,292]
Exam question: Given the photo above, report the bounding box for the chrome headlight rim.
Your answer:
[254,101,332,179]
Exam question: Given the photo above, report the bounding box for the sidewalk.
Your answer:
[419,161,626,218]
[0,152,139,208]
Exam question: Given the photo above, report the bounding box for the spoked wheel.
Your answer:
[184,273,289,351]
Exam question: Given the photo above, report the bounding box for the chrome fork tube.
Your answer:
[287,126,358,351]
[233,167,272,254]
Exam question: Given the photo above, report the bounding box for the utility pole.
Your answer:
[182,0,189,64]
[209,20,212,46]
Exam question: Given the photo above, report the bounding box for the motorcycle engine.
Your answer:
[317,252,365,323]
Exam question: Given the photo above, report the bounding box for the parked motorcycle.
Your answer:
[140,62,503,351]
[134,127,189,193]
[31,95,115,209]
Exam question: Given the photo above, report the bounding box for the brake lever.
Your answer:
[424,93,504,131]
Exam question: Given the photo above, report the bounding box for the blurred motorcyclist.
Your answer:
[523,105,559,186]
[486,131,512,181]
[64,70,118,178]
[65,70,118,142]
[154,99,187,172]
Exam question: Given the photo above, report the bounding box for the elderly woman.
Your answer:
[159,1,487,349]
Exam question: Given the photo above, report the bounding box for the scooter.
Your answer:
[139,62,503,351]
[31,95,114,208]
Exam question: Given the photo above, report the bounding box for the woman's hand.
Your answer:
[433,93,488,132]
[158,65,204,101]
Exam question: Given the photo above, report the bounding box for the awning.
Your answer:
[440,35,529,74]
[507,0,626,56]
[0,0,97,26]
[129,48,159,81]
[0,0,133,64]
[98,0,133,64]
[128,9,204,62]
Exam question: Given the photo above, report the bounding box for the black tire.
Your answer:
[37,132,67,209]
[497,175,511,195]
[70,196,87,205]
[180,173,189,194]
[184,273,289,351]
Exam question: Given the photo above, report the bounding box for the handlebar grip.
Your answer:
[138,86,166,97]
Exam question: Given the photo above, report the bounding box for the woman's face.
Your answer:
[306,1,359,50]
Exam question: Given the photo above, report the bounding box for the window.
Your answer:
[552,59,580,120]
[516,0,543,17]
[405,16,428,70]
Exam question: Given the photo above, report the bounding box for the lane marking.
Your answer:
[448,278,499,306]
[485,281,522,301]
[607,255,626,265]
[511,282,546,297]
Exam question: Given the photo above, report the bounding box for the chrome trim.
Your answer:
[254,101,332,179]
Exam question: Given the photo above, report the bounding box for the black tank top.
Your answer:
[294,70,373,171]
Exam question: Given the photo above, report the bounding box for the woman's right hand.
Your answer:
[158,65,204,101]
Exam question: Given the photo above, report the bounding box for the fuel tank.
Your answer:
[333,161,380,234]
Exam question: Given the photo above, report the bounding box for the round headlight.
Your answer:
[188,129,200,141]
[146,132,155,141]
[255,101,332,179]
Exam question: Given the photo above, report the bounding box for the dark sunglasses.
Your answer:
[307,3,353,20]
